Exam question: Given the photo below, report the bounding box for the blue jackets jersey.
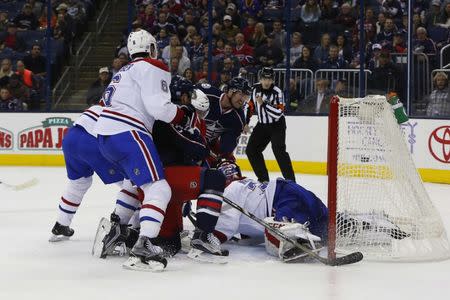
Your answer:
[195,83,245,155]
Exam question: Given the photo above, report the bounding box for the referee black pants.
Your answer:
[246,117,296,182]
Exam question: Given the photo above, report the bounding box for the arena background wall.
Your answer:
[0,113,449,184]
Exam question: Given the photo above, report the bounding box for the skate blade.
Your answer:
[122,256,166,272]
[48,234,70,242]
[92,217,111,257]
[187,248,228,264]
[180,230,192,254]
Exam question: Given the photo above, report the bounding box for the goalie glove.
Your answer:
[263,217,323,262]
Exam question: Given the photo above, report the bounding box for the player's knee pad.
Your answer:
[139,179,172,237]
[114,180,141,224]
[64,176,93,203]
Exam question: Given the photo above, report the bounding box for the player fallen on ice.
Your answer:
[211,161,410,262]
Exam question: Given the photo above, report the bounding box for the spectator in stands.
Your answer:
[23,44,47,77]
[167,0,183,20]
[183,68,196,83]
[0,39,14,59]
[425,0,442,28]
[239,0,264,18]
[110,58,122,77]
[369,51,400,94]
[198,15,210,39]
[14,3,39,31]
[86,67,111,106]
[320,0,338,21]
[289,32,304,66]
[180,10,197,30]
[28,0,43,18]
[4,23,26,52]
[38,6,57,30]
[162,35,188,64]
[254,33,283,67]
[288,78,301,110]
[293,45,318,71]
[138,4,156,32]
[218,57,239,77]
[314,33,331,64]
[300,0,321,25]
[215,71,231,90]
[368,43,383,70]
[152,11,176,35]
[213,37,226,59]
[355,7,377,43]
[270,19,287,52]
[334,78,349,97]
[248,22,267,49]
[188,33,204,65]
[297,78,332,114]
[0,59,14,87]
[222,15,240,42]
[335,3,356,31]
[0,87,23,112]
[7,74,31,108]
[56,3,75,36]
[0,11,9,32]
[195,59,217,83]
[380,0,403,22]
[426,72,450,117]
[377,17,396,49]
[183,25,198,49]
[233,33,254,67]
[170,57,181,76]
[321,45,347,69]
[156,28,170,57]
[222,43,241,69]
[413,27,437,55]
[336,34,352,63]
[15,60,34,89]
[225,2,242,27]
[392,31,407,53]
[439,2,450,26]
[242,16,256,43]
[376,12,387,34]
[66,0,87,24]
[54,11,74,46]
[174,45,191,75]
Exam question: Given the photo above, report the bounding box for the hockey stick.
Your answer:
[0,178,39,191]
[222,195,363,266]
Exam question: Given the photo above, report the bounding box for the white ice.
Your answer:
[0,166,449,300]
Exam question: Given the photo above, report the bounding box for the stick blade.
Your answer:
[327,252,364,266]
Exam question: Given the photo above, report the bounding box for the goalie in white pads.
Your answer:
[214,162,410,262]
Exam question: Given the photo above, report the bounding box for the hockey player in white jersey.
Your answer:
[49,105,140,242]
[214,161,409,262]
[94,29,195,271]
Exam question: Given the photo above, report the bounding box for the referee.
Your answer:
[246,67,296,182]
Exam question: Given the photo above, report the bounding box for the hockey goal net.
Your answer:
[327,95,450,261]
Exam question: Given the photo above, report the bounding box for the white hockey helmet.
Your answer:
[127,29,157,59]
[191,89,210,113]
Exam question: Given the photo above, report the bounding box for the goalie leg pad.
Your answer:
[264,217,323,262]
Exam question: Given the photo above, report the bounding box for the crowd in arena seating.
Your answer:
[109,0,448,117]
[0,0,96,112]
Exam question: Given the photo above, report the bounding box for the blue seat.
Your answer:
[428,26,449,43]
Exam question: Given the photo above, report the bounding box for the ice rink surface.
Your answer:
[0,166,449,300]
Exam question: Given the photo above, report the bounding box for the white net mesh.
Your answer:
[334,95,450,261]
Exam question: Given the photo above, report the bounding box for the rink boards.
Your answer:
[0,113,449,184]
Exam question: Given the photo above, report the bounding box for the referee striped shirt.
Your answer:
[250,83,285,124]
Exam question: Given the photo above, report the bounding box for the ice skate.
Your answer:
[122,236,167,272]
[187,230,229,264]
[49,222,74,242]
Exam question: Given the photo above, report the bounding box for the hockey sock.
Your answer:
[139,179,171,238]
[114,180,141,225]
[196,169,225,233]
[57,176,93,226]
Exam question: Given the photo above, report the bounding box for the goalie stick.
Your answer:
[0,178,39,191]
[222,195,363,266]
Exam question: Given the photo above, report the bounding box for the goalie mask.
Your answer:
[217,160,243,186]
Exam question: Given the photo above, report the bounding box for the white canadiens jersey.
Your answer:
[215,178,277,240]
[74,105,103,137]
[94,58,178,136]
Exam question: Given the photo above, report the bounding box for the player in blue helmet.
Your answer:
[170,75,194,104]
